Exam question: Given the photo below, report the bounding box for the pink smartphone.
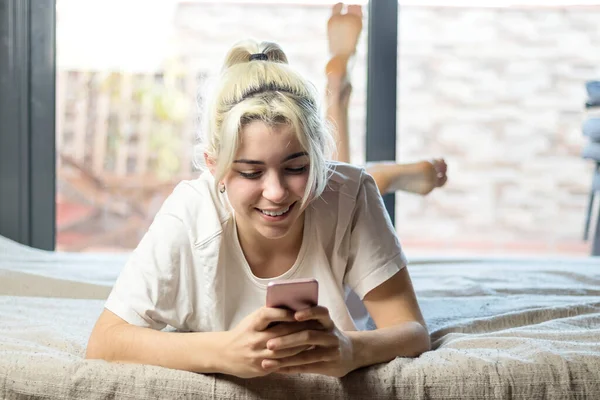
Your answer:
[266,278,319,312]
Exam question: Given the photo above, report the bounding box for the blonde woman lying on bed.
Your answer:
[86,40,430,379]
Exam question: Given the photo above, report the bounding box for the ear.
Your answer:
[204,152,217,176]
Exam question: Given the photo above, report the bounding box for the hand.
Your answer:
[221,307,323,378]
[261,306,355,378]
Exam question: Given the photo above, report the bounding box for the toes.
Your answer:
[437,175,448,188]
[428,159,448,188]
[347,5,363,17]
[431,158,447,174]
[331,2,343,16]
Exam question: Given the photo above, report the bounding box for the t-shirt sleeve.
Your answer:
[104,213,192,330]
[343,171,407,299]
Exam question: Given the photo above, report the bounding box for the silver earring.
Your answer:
[219,183,226,194]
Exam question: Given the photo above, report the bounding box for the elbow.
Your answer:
[85,334,108,361]
[406,321,431,358]
[85,325,118,362]
[418,329,432,356]
[85,348,99,361]
[417,322,432,355]
[85,310,130,362]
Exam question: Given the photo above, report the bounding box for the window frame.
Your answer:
[0,0,56,250]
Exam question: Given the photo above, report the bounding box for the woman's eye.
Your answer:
[286,166,308,174]
[239,171,262,179]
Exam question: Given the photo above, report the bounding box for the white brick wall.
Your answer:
[394,6,600,247]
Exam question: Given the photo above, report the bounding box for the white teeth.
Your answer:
[261,205,291,217]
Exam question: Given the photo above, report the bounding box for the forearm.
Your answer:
[86,323,226,373]
[345,321,431,370]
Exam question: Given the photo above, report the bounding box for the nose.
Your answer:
[262,171,288,204]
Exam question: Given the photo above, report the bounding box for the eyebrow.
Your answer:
[233,151,308,165]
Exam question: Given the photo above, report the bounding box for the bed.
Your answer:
[1,234,599,399]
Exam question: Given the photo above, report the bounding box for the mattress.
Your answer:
[1,235,599,399]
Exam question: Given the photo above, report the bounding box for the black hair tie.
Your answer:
[249,53,268,61]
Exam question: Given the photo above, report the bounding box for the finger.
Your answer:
[263,347,340,370]
[331,2,343,16]
[294,306,335,330]
[254,307,296,331]
[260,345,312,364]
[266,320,324,338]
[267,329,339,352]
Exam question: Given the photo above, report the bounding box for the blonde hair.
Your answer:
[199,39,335,206]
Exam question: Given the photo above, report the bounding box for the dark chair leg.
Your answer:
[584,162,600,241]
[584,190,595,241]
[592,162,600,256]
[583,162,600,242]
[593,199,600,256]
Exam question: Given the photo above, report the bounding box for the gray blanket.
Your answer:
[1,236,599,399]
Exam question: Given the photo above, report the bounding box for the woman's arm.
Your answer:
[86,307,326,378]
[86,309,225,373]
[345,268,431,370]
[260,268,430,377]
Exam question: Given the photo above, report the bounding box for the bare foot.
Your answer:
[428,158,448,191]
[367,159,449,196]
[326,3,363,81]
[327,3,363,57]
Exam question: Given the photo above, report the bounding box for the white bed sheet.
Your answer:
[1,235,600,399]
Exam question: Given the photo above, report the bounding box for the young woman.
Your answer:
[86,40,430,379]
[326,2,448,196]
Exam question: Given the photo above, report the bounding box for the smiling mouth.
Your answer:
[257,202,295,217]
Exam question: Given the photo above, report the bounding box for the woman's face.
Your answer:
[222,120,310,241]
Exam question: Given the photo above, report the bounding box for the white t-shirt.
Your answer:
[105,162,406,332]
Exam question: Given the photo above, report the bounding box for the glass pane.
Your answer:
[55,0,368,252]
[395,3,598,256]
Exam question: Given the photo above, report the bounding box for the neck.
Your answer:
[236,213,305,276]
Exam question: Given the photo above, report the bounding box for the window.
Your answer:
[55,0,368,252]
